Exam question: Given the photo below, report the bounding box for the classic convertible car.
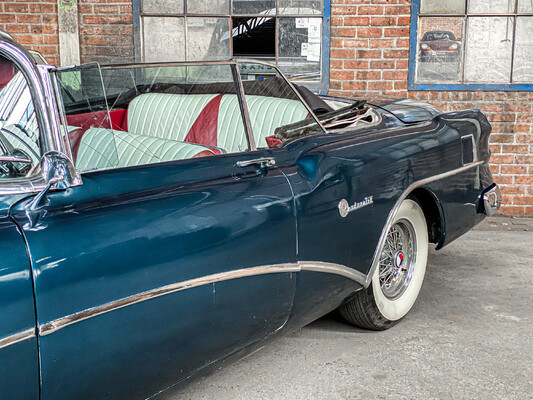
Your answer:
[0,33,500,399]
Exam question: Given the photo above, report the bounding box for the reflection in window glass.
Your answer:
[420,0,465,14]
[0,55,42,177]
[232,0,276,15]
[186,0,229,15]
[187,18,230,61]
[143,17,185,62]
[278,0,322,15]
[468,0,515,14]
[513,17,533,82]
[464,17,513,83]
[238,62,322,148]
[278,18,321,81]
[416,17,464,82]
[233,16,276,61]
[518,0,533,13]
[141,0,183,14]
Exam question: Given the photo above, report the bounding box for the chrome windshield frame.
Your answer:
[52,58,325,154]
[0,38,62,195]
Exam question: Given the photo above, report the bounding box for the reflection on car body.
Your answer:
[0,31,501,400]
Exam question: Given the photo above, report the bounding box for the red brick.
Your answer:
[383,49,409,58]
[516,155,533,164]
[371,17,397,26]
[344,17,370,26]
[343,81,367,91]
[332,27,356,37]
[490,155,515,164]
[498,206,525,216]
[344,60,369,69]
[4,3,29,13]
[358,6,384,15]
[501,165,528,175]
[0,14,16,23]
[384,27,409,37]
[331,48,355,59]
[368,38,395,48]
[515,176,533,185]
[514,196,533,206]
[357,28,383,38]
[370,60,395,69]
[516,134,533,143]
[385,5,411,15]
[357,49,381,58]
[368,81,393,91]
[83,15,106,25]
[382,70,408,80]
[490,113,516,122]
[356,70,381,80]
[500,185,525,195]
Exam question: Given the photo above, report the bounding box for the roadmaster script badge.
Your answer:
[338,196,374,218]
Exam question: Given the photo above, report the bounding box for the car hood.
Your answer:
[369,97,441,123]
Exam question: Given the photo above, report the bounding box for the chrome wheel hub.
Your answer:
[378,219,417,300]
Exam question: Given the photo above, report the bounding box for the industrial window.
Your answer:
[134,0,331,93]
[409,0,533,90]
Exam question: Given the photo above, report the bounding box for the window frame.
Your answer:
[132,0,331,94]
[408,0,533,91]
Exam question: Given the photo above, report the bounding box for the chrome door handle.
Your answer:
[236,157,276,169]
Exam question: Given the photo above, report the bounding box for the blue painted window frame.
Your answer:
[132,0,331,95]
[408,0,533,91]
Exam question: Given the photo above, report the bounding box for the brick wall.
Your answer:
[329,0,533,216]
[0,0,133,65]
[78,0,133,64]
[0,0,59,65]
[0,0,531,215]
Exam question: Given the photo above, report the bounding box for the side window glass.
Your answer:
[56,63,249,172]
[0,54,42,178]
[238,62,323,149]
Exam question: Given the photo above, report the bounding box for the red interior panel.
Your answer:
[66,109,127,132]
[184,94,223,148]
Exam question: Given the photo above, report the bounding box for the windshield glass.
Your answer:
[55,61,322,172]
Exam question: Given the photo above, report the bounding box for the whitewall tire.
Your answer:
[339,199,429,330]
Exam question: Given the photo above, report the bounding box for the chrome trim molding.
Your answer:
[39,264,300,336]
[0,328,35,350]
[364,161,485,287]
[482,184,501,216]
[39,261,367,337]
[299,261,366,286]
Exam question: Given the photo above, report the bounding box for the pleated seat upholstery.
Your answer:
[127,93,216,142]
[127,93,308,152]
[76,128,215,170]
[73,91,309,170]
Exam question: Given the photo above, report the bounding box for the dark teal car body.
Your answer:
[0,35,500,399]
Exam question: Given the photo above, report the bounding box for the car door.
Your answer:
[0,42,50,400]
[9,63,297,400]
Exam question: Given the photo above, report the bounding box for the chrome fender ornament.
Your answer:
[338,196,374,218]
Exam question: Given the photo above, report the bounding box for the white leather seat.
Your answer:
[76,128,215,171]
[128,93,216,142]
[127,93,308,153]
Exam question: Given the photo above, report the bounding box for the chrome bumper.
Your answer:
[480,184,501,216]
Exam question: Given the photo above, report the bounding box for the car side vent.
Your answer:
[461,135,475,165]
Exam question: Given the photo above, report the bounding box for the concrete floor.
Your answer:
[159,217,533,400]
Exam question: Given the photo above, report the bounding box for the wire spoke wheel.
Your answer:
[338,199,429,330]
[378,219,417,300]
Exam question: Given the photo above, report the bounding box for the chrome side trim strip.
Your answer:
[38,261,369,337]
[0,328,35,350]
[39,264,300,336]
[364,161,485,287]
[299,261,366,286]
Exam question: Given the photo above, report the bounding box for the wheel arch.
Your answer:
[407,187,445,247]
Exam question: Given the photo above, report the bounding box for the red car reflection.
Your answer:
[419,30,461,62]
